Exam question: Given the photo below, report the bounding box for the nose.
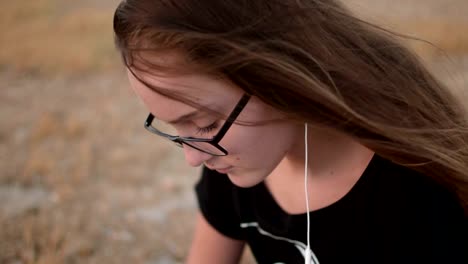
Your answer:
[182,145,212,167]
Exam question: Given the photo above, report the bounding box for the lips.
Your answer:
[208,166,233,174]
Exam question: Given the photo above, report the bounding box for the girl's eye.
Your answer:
[196,122,219,135]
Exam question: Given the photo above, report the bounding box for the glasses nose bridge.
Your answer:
[171,137,183,147]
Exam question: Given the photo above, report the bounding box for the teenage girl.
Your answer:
[113,1,468,263]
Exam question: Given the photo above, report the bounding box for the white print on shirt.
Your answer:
[240,222,320,264]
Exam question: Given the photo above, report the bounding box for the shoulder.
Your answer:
[366,155,455,200]
[367,155,467,260]
[334,154,465,227]
[357,155,466,235]
[365,155,465,219]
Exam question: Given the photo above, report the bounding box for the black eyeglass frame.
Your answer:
[144,94,251,156]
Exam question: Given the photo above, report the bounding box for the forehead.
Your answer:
[127,67,242,122]
[129,51,240,96]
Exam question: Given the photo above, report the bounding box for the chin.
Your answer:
[226,170,266,188]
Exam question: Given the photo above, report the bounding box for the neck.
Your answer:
[280,125,372,178]
[265,125,374,213]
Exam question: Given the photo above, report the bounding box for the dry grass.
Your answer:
[0,0,121,75]
[345,0,468,59]
[373,21,466,59]
[400,20,468,58]
[0,1,467,264]
[1,0,468,76]
[0,72,199,264]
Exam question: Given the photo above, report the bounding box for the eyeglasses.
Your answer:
[144,94,251,156]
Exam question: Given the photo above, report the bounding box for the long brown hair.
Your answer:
[113,0,468,212]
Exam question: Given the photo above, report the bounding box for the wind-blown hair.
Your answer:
[113,0,468,213]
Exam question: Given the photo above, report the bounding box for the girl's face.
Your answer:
[127,66,302,188]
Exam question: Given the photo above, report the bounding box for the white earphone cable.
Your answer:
[304,123,311,264]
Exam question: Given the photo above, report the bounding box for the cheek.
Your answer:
[223,123,298,165]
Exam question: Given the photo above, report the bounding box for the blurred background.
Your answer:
[0,0,467,263]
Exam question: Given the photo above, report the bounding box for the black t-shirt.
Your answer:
[195,155,467,264]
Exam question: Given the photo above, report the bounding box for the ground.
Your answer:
[1,1,467,263]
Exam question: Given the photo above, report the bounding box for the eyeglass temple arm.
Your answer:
[213,94,251,142]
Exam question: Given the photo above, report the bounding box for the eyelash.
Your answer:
[196,122,218,135]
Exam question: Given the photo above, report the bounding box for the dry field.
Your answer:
[1,1,467,264]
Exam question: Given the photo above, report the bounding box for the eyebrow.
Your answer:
[167,110,202,125]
